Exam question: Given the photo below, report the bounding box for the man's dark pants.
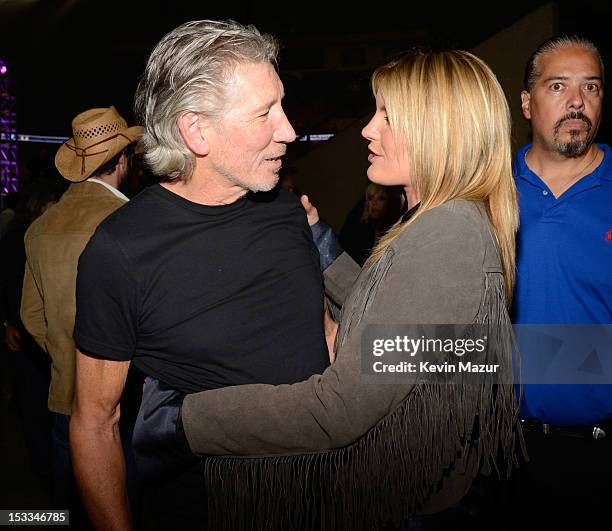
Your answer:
[132,377,206,530]
[506,428,612,530]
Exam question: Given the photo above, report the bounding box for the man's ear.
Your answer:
[116,152,128,174]
[177,112,210,156]
[521,90,531,120]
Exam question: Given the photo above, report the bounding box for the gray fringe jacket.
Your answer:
[182,200,522,530]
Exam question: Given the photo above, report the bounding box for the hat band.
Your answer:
[65,132,133,176]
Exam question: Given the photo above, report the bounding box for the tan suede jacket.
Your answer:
[21,181,126,415]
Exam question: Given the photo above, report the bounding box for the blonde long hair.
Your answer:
[366,50,518,301]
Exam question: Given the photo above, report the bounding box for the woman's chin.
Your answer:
[366,167,384,185]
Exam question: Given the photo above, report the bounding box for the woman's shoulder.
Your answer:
[377,200,491,323]
[389,199,501,274]
[393,200,487,246]
[417,199,485,227]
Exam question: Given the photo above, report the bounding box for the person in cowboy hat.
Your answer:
[20,105,142,524]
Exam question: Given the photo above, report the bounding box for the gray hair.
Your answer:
[134,20,279,182]
[524,34,604,92]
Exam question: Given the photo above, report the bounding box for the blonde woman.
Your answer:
[178,50,522,530]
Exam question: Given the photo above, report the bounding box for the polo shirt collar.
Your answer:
[515,142,612,189]
[597,143,612,180]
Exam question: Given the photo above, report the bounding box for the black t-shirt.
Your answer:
[74,184,329,393]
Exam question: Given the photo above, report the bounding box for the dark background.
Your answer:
[1,0,612,183]
[0,0,587,133]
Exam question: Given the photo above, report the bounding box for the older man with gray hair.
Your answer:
[70,20,332,530]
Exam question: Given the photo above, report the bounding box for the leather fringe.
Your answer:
[335,247,395,350]
[203,257,523,530]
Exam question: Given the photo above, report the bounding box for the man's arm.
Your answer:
[20,259,47,350]
[70,349,132,531]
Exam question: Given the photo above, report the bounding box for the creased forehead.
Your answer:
[540,47,602,75]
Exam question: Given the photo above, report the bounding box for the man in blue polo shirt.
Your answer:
[512,34,612,528]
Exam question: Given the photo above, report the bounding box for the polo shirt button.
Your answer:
[542,190,549,196]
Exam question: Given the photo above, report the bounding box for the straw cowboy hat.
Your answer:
[55,106,143,182]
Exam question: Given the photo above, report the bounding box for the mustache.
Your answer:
[265,150,286,159]
[554,111,592,133]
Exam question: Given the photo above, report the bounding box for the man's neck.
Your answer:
[161,172,247,206]
[94,173,121,190]
[525,142,602,197]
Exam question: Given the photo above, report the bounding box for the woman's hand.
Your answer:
[300,195,319,226]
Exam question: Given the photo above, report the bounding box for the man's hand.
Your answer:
[324,306,339,364]
[4,322,22,351]
[300,195,319,226]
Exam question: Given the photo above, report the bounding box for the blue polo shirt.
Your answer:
[513,143,612,425]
